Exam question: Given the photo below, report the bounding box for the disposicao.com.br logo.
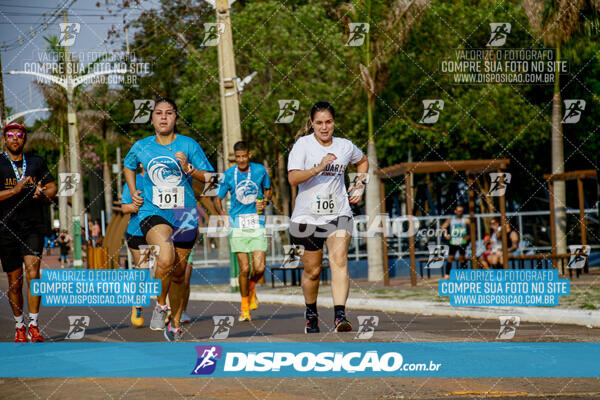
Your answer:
[191,346,442,376]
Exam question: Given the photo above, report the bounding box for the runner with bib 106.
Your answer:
[287,101,368,333]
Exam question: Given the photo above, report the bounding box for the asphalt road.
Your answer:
[0,297,598,343]
[0,274,599,399]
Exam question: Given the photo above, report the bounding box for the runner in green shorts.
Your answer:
[213,141,272,321]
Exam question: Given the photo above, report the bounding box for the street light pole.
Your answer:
[1,108,51,126]
[206,0,243,291]
[62,25,84,267]
[214,0,241,167]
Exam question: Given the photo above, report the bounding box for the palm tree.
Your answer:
[522,0,600,260]
[77,83,121,221]
[36,36,119,233]
[342,0,429,281]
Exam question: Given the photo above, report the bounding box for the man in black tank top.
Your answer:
[0,123,57,342]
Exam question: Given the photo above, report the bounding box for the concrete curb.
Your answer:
[189,291,600,328]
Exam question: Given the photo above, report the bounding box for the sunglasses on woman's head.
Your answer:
[5,131,24,139]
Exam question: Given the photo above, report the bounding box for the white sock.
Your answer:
[14,314,24,329]
[29,313,39,327]
[157,302,168,311]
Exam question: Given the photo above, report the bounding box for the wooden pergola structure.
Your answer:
[544,169,598,274]
[102,202,130,268]
[376,159,511,286]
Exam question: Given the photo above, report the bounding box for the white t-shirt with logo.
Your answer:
[287,133,364,225]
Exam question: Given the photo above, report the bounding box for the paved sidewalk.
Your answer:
[40,247,600,328]
[190,271,600,328]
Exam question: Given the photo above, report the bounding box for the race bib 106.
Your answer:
[311,193,338,215]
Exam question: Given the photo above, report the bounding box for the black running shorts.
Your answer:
[139,215,197,249]
[0,229,44,272]
[140,215,172,237]
[125,233,147,250]
[289,216,353,251]
[449,244,467,257]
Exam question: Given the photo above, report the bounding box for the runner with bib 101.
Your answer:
[123,98,214,342]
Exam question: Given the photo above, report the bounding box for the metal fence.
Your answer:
[190,209,599,266]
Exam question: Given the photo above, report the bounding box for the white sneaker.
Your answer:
[180,310,191,323]
[150,304,168,331]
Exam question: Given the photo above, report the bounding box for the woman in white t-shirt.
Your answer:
[287,101,369,333]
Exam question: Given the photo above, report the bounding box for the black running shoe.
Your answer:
[304,311,320,333]
[334,313,352,332]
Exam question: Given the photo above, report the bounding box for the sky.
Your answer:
[0,0,155,124]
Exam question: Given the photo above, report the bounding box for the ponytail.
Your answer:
[294,117,312,141]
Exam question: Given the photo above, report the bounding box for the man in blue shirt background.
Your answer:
[213,141,272,322]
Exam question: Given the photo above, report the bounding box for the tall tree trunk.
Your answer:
[67,203,73,238]
[58,123,68,232]
[277,151,290,216]
[58,154,68,231]
[103,161,113,221]
[366,140,384,281]
[75,144,85,228]
[365,84,384,282]
[363,0,384,281]
[102,130,113,221]
[217,153,229,261]
[63,124,74,237]
[552,44,567,264]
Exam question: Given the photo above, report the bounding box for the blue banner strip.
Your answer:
[0,342,598,377]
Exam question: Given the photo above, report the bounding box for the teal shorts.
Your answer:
[230,228,268,253]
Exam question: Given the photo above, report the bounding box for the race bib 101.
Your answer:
[152,186,184,209]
